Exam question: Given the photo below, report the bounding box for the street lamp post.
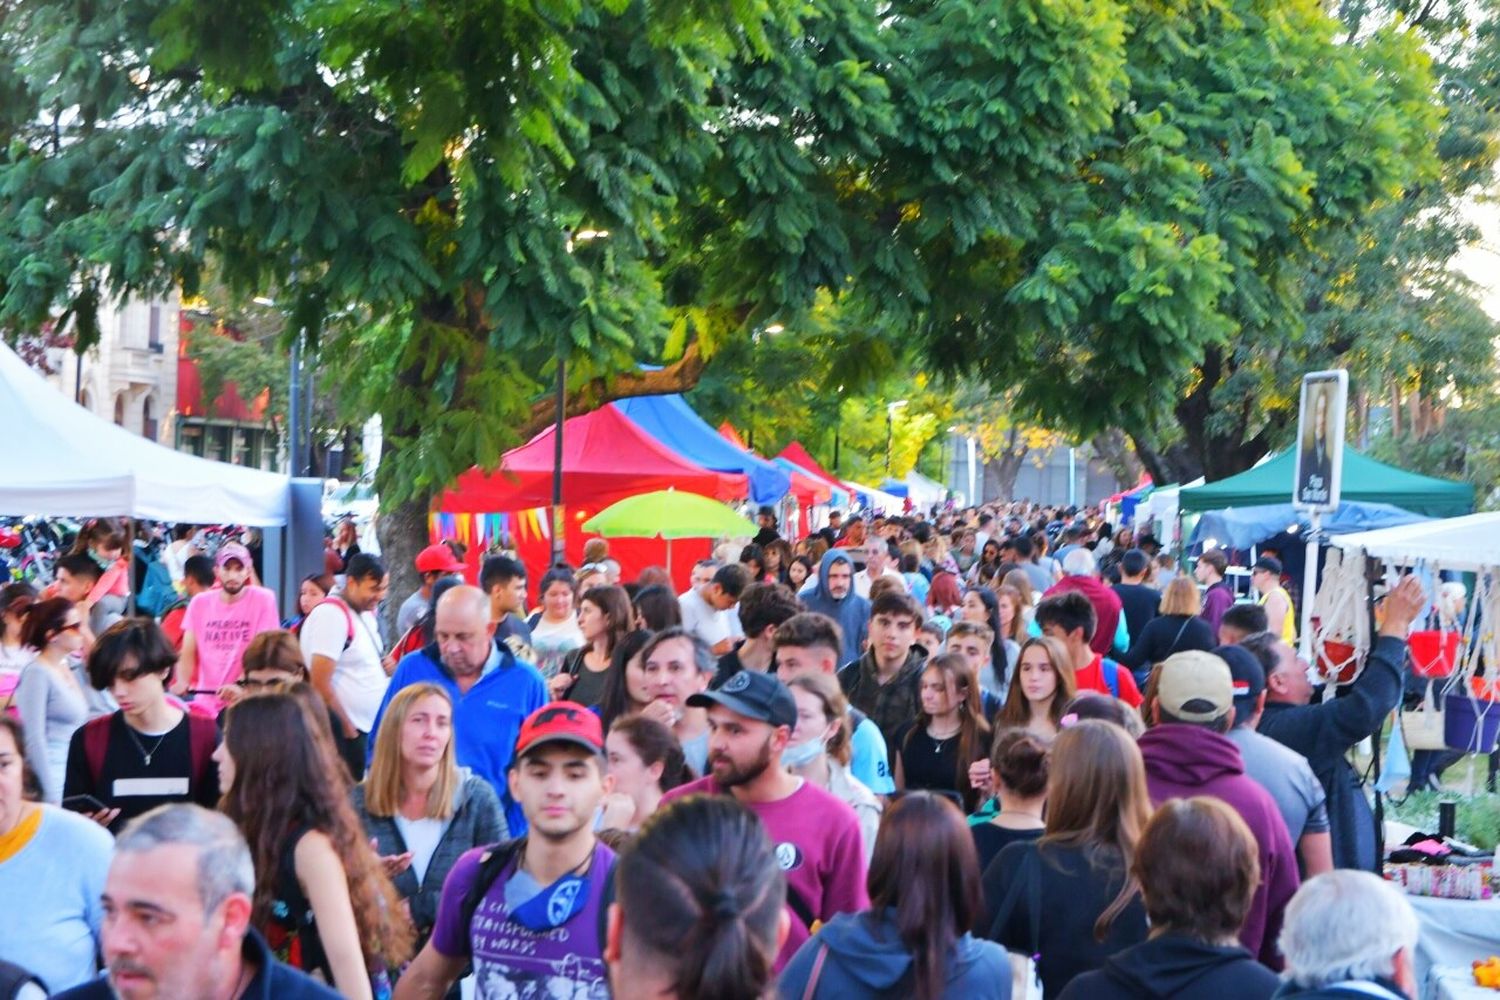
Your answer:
[885,399,908,474]
[551,230,609,564]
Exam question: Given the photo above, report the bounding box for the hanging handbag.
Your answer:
[1401,680,1447,751]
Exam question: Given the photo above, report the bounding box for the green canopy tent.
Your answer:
[1178,449,1473,518]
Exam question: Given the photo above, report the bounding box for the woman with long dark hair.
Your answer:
[552,585,634,707]
[780,791,1009,999]
[994,636,1076,739]
[966,539,1002,586]
[961,588,1012,682]
[763,539,793,586]
[786,556,814,593]
[607,795,788,1000]
[895,654,991,813]
[739,543,772,585]
[217,692,413,998]
[598,629,675,733]
[981,720,1151,997]
[599,715,690,833]
[633,584,683,632]
[11,597,89,803]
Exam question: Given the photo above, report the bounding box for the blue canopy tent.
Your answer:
[1187,501,1429,552]
[614,394,791,505]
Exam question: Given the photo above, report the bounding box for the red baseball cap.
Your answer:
[414,544,466,574]
[514,702,605,759]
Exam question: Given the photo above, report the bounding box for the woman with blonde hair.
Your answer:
[1118,575,1215,686]
[217,692,413,997]
[981,720,1150,997]
[354,683,504,971]
[994,636,1076,739]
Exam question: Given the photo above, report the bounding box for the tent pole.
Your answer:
[1299,510,1321,662]
[666,537,672,581]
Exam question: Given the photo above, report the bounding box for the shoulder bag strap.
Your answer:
[988,845,1038,943]
[1166,616,1193,657]
[800,943,831,1000]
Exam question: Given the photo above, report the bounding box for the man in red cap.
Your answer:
[395,702,615,1000]
[395,543,468,637]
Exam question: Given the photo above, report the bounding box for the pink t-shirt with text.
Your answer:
[663,774,869,970]
[181,586,280,706]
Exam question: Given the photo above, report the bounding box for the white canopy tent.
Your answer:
[903,470,948,508]
[0,342,290,524]
[1330,511,1500,572]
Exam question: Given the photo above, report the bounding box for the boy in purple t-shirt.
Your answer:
[173,543,279,713]
[662,670,869,971]
[393,702,614,1000]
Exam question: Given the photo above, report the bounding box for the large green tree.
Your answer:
[0,0,1133,607]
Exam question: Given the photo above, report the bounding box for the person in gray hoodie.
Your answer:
[780,791,1009,1000]
[352,683,506,958]
[801,550,869,666]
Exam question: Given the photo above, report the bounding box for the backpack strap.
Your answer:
[0,958,46,999]
[458,838,526,941]
[1100,657,1120,698]
[312,597,357,651]
[84,715,113,788]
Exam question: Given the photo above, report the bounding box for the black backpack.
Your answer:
[0,960,45,1000]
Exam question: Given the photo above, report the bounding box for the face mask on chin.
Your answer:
[781,734,826,769]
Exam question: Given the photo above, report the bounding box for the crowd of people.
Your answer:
[0,505,1443,998]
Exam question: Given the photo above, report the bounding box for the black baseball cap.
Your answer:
[1214,644,1266,716]
[687,670,797,728]
[1253,555,1283,576]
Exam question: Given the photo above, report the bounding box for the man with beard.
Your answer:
[367,585,547,835]
[663,670,868,972]
[172,543,279,715]
[54,805,338,1000]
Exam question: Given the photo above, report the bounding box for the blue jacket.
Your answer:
[801,550,870,665]
[779,910,1010,999]
[54,927,338,1000]
[1257,635,1406,871]
[367,640,547,837]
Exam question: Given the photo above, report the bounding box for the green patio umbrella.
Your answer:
[582,490,756,574]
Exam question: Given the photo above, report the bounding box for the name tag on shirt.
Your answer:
[113,778,190,798]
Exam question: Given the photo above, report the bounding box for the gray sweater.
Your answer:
[352,770,506,936]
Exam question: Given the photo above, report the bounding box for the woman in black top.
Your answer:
[895,654,990,813]
[1119,576,1215,686]
[982,720,1151,998]
[551,585,632,707]
[971,727,1049,873]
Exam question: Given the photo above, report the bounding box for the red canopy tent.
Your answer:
[438,405,748,591]
[777,441,848,494]
[441,405,747,511]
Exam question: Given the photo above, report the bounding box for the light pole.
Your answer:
[552,230,609,563]
[885,399,908,474]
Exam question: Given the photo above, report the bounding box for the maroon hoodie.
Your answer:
[1046,575,1124,654]
[1137,723,1300,969]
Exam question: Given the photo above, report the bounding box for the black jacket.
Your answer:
[54,928,339,1000]
[1057,934,1280,1000]
[1119,614,1216,681]
[1258,635,1406,871]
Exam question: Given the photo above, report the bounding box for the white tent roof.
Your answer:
[1330,511,1500,571]
[0,342,290,525]
[843,480,905,516]
[904,470,947,507]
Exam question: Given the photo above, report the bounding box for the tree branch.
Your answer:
[514,340,707,440]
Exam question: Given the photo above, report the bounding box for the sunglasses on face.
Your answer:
[237,676,292,689]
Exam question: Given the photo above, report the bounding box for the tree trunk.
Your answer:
[375,483,429,638]
[1090,428,1144,490]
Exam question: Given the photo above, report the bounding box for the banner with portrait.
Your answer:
[1293,369,1348,512]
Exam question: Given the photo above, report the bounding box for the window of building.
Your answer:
[113,394,126,427]
[142,396,158,441]
[148,306,162,350]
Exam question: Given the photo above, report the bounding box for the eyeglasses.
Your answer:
[237,676,293,689]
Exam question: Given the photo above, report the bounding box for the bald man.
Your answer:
[366,585,548,835]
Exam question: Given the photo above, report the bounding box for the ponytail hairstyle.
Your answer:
[614,795,785,1000]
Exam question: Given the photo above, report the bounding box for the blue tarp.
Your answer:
[614,394,791,505]
[880,478,909,498]
[1188,501,1429,552]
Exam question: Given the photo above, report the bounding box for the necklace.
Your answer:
[125,725,171,767]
